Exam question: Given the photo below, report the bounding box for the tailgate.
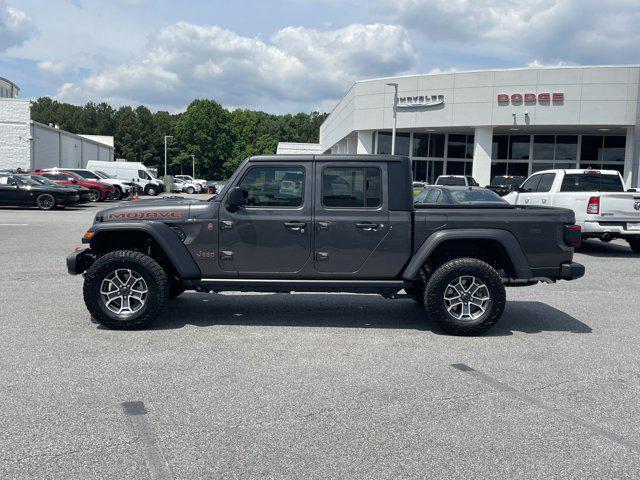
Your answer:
[600,193,640,224]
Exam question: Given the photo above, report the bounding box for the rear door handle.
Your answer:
[284,221,306,232]
[356,222,382,231]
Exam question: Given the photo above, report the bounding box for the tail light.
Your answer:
[563,225,582,248]
[587,196,600,215]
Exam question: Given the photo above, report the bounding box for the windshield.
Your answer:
[490,176,525,187]
[436,177,466,186]
[449,189,507,204]
[13,175,40,186]
[95,170,115,179]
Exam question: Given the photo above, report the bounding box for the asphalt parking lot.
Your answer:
[1,199,640,479]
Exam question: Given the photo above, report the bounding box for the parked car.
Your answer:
[171,178,202,194]
[415,186,508,206]
[33,170,115,202]
[0,173,79,210]
[86,160,165,196]
[435,175,479,187]
[486,175,527,196]
[504,169,640,252]
[68,154,584,335]
[174,175,207,188]
[28,174,92,203]
[43,168,134,200]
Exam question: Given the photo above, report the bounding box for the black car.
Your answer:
[28,174,92,203]
[0,174,80,210]
[486,175,526,196]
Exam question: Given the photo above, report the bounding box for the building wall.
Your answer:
[321,66,640,150]
[0,99,31,171]
[31,122,114,169]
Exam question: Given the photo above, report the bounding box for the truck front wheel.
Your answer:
[83,250,168,329]
[423,257,505,336]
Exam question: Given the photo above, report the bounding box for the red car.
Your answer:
[33,170,115,202]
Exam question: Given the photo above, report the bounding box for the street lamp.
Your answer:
[164,135,173,176]
[386,82,398,155]
[191,154,195,178]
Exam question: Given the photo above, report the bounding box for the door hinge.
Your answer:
[315,251,329,261]
[220,251,234,260]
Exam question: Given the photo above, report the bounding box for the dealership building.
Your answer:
[303,65,640,187]
[0,78,114,172]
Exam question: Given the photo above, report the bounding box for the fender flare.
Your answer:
[402,229,532,280]
[87,222,201,279]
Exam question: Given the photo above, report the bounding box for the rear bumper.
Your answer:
[582,221,640,237]
[67,248,95,275]
[559,262,585,280]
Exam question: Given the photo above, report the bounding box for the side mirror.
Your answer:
[226,187,247,212]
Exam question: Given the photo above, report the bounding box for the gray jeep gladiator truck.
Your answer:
[68,155,584,335]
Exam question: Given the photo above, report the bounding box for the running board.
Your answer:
[196,278,408,294]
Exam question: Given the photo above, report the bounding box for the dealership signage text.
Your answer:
[397,94,444,109]
[497,92,564,104]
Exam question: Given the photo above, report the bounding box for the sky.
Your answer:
[1,0,639,114]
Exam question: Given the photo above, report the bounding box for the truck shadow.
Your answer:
[576,239,639,258]
[151,295,591,336]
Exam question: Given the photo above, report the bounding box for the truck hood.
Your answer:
[95,196,206,223]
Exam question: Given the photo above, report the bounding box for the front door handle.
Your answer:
[524,198,530,203]
[356,222,382,231]
[284,221,306,232]
[542,198,547,204]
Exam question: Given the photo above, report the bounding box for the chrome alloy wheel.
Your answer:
[100,269,148,316]
[443,275,491,321]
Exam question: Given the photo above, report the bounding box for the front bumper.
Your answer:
[67,248,95,275]
[559,262,585,281]
[58,194,80,205]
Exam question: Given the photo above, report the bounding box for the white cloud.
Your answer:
[55,22,417,112]
[37,60,78,77]
[0,2,37,51]
[385,0,640,65]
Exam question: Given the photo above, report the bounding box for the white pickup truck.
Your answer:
[504,169,640,252]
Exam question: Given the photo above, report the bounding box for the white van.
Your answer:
[86,160,165,196]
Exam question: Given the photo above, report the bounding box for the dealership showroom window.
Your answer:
[375,131,626,184]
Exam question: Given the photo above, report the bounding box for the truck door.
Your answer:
[313,161,389,274]
[515,174,542,206]
[532,173,556,206]
[218,163,312,275]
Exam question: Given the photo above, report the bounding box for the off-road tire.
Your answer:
[423,257,506,336]
[145,185,158,196]
[88,188,101,202]
[83,250,168,329]
[629,238,640,253]
[36,193,56,210]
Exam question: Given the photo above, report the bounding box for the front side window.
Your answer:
[238,166,305,207]
[520,175,541,192]
[76,170,100,180]
[138,170,151,180]
[322,167,381,208]
[536,173,556,192]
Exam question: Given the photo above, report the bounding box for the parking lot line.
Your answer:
[121,401,173,480]
[451,363,640,454]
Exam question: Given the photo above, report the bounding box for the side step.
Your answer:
[196,278,408,295]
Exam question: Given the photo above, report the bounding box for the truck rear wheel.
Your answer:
[628,238,640,253]
[423,257,505,336]
[83,250,168,329]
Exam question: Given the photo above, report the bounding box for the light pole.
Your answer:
[191,154,195,178]
[386,82,398,155]
[164,135,173,176]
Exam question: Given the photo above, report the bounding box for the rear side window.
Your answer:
[560,174,624,192]
[238,166,305,207]
[322,167,381,208]
[520,175,542,192]
[537,173,556,192]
